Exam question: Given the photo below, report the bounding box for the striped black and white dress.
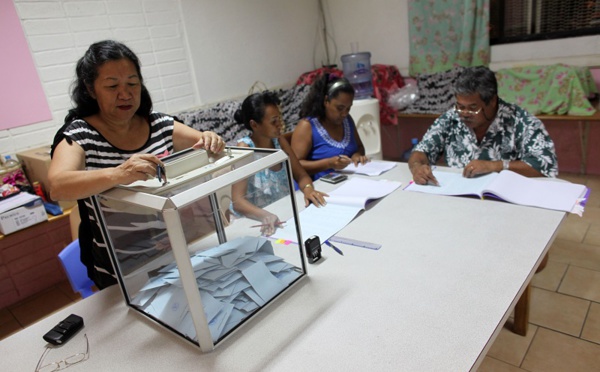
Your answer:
[61,112,175,288]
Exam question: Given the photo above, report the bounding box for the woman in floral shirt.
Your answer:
[408,66,558,186]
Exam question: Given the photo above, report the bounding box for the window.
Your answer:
[490,0,600,45]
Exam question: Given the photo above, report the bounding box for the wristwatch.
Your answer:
[502,159,510,170]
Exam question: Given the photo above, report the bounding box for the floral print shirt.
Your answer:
[414,98,558,177]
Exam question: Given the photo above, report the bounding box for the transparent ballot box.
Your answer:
[93,148,306,351]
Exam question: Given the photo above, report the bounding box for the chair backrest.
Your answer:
[58,239,95,298]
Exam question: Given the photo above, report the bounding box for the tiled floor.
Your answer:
[1,173,599,371]
[479,172,600,371]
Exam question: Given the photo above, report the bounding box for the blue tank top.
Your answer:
[307,116,359,180]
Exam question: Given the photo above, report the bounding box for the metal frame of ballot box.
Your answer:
[92,147,307,352]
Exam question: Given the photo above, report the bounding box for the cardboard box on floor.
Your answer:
[16,145,76,211]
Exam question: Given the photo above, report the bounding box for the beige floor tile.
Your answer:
[521,327,600,371]
[8,287,75,327]
[477,356,529,372]
[559,266,600,302]
[582,302,600,344]
[556,217,590,242]
[487,323,538,366]
[529,287,589,336]
[580,205,600,224]
[531,260,568,291]
[549,239,600,271]
[583,222,600,246]
[585,187,600,208]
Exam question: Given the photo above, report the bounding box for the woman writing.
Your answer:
[230,91,327,235]
[291,74,369,181]
[48,40,225,288]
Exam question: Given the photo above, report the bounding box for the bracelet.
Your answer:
[303,184,313,190]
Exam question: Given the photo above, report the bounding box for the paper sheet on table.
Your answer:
[340,160,397,176]
[272,178,401,243]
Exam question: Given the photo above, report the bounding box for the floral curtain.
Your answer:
[408,0,490,75]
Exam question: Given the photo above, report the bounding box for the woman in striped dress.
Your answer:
[48,40,225,289]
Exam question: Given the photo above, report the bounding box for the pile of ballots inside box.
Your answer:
[130,236,301,342]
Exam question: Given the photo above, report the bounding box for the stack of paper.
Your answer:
[130,236,301,343]
[340,160,396,176]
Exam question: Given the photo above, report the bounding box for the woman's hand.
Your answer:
[302,185,328,207]
[351,153,369,166]
[259,212,281,236]
[330,155,352,170]
[116,153,163,185]
[192,131,225,153]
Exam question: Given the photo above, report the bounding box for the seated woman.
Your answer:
[230,91,327,235]
[291,74,369,181]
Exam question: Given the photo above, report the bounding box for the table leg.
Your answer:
[513,285,530,336]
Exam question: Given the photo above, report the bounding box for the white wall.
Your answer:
[180,0,321,104]
[325,0,409,70]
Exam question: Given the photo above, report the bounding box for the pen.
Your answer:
[250,221,286,228]
[325,240,344,256]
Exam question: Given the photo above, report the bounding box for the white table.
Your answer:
[0,163,565,371]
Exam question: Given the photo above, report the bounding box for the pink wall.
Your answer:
[0,0,52,131]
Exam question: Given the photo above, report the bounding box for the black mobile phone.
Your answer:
[43,314,84,345]
[304,235,322,264]
[320,173,348,184]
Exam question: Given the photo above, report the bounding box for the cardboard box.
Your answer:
[0,193,48,235]
[16,145,76,210]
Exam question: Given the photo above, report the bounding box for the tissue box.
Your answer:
[16,146,76,210]
[0,193,47,235]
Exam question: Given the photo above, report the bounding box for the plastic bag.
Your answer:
[387,83,419,111]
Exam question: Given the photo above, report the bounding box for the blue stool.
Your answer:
[58,239,95,298]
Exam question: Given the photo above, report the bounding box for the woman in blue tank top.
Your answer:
[291,74,369,181]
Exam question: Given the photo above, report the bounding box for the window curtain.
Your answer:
[408,0,490,75]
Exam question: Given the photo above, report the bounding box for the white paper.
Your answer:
[340,160,397,176]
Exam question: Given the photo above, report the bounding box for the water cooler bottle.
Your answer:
[350,98,382,160]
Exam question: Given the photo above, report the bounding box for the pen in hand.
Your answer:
[325,240,344,256]
[250,221,286,228]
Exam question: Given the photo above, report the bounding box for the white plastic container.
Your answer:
[350,98,382,160]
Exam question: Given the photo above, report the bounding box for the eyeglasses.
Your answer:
[454,105,482,116]
[35,334,89,372]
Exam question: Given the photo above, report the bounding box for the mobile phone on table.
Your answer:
[43,314,84,345]
[320,173,348,184]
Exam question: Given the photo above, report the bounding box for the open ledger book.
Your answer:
[404,170,589,215]
[271,177,402,243]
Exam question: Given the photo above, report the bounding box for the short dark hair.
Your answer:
[453,66,497,105]
[234,91,281,131]
[299,73,354,119]
[65,40,152,123]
